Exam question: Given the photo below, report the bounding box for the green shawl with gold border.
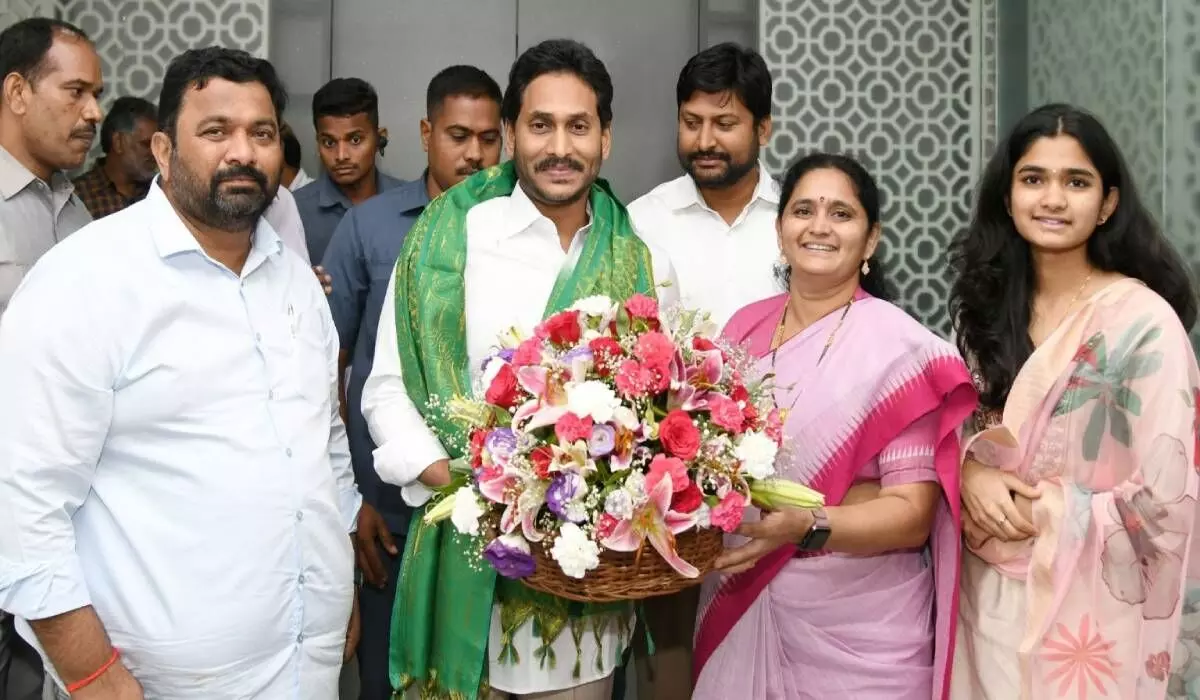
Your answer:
[388,161,655,699]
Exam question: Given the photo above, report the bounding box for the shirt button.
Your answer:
[295,511,304,521]
[297,633,305,643]
[298,573,306,585]
[255,332,262,342]
[268,389,275,400]
[286,448,293,457]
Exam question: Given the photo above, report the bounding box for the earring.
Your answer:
[861,259,870,275]
[777,252,787,265]
[1098,217,1107,225]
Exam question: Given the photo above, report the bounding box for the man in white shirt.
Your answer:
[0,47,360,700]
[628,42,783,330]
[362,40,676,700]
[0,18,101,700]
[625,42,782,700]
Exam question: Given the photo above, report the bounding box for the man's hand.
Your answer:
[419,459,452,488]
[343,588,361,663]
[71,661,143,699]
[313,265,333,296]
[355,503,399,588]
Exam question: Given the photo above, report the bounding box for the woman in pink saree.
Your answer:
[949,104,1200,699]
[692,153,977,699]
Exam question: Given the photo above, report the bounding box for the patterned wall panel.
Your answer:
[979,0,997,157]
[760,0,982,336]
[0,0,51,29]
[1026,0,1164,220]
[59,0,269,108]
[1165,1,1200,264]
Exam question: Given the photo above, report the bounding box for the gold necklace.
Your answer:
[770,298,853,414]
[1037,271,1094,334]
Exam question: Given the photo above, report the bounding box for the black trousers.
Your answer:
[357,534,405,700]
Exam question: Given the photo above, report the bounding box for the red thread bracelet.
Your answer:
[66,647,120,694]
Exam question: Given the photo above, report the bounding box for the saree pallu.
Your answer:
[951,279,1200,700]
[693,291,976,699]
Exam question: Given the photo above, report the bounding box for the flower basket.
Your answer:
[522,527,724,603]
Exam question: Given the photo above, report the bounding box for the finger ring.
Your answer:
[995,515,1008,524]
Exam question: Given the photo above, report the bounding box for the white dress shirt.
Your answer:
[289,168,315,192]
[266,184,312,265]
[362,184,677,694]
[0,183,360,699]
[628,163,784,327]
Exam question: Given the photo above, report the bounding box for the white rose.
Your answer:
[450,486,486,536]
[549,522,601,579]
[735,431,779,480]
[570,295,617,317]
[566,380,621,423]
[623,471,649,507]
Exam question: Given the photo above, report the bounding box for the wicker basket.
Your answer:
[521,528,725,603]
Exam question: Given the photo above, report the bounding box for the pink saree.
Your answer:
[693,291,977,699]
[951,279,1200,700]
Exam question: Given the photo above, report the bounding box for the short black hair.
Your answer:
[0,17,90,88]
[426,65,501,119]
[312,77,379,128]
[280,123,302,169]
[100,96,157,154]
[158,47,287,140]
[502,39,613,128]
[676,42,772,123]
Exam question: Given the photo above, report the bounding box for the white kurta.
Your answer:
[363,184,678,694]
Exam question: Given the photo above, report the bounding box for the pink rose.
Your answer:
[624,294,659,323]
[706,394,746,434]
[711,491,746,533]
[633,331,674,369]
[512,337,544,367]
[555,412,594,445]
[646,454,690,494]
[658,409,701,460]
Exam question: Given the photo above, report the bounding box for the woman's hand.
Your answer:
[961,459,1041,541]
[713,507,814,575]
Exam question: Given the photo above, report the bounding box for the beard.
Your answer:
[679,141,759,189]
[514,153,596,206]
[168,151,275,232]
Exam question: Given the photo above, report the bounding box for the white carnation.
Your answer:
[570,295,617,317]
[550,522,601,579]
[623,471,649,507]
[566,380,621,423]
[735,431,779,480]
[449,486,486,536]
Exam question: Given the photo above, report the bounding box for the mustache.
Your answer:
[71,127,97,140]
[211,165,267,190]
[687,150,730,163]
[456,164,482,176]
[534,156,585,173]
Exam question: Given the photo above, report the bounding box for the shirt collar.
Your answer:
[0,144,73,201]
[500,182,592,241]
[392,171,431,213]
[662,160,780,211]
[148,180,283,263]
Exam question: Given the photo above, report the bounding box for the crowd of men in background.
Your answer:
[0,15,781,700]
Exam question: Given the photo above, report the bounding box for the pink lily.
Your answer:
[600,474,700,577]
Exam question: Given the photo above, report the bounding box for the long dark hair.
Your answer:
[775,152,891,300]
[949,103,1197,411]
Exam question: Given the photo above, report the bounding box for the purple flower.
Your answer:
[485,428,518,463]
[480,348,516,370]
[546,472,587,523]
[562,346,594,365]
[588,424,616,457]
[483,534,536,579]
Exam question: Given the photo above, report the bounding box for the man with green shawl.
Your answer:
[362,39,678,700]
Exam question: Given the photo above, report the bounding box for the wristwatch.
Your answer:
[798,507,831,551]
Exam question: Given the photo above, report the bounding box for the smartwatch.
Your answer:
[798,507,831,551]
